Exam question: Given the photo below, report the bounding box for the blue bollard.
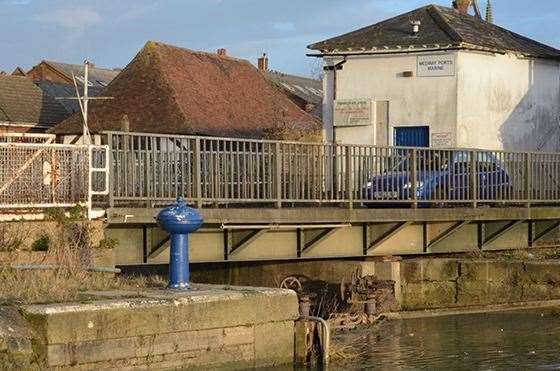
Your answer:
[156,197,203,289]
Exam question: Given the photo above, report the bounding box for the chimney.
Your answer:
[120,114,130,132]
[217,48,227,56]
[410,20,421,35]
[453,0,471,14]
[258,53,269,71]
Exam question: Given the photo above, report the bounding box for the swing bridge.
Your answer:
[3,131,560,265]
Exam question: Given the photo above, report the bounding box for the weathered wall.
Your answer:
[397,259,560,310]
[2,285,298,370]
[322,51,560,151]
[457,51,560,151]
[322,52,459,146]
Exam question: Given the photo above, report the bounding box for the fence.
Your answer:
[105,131,560,208]
[0,142,109,214]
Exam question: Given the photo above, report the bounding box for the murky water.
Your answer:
[328,308,560,370]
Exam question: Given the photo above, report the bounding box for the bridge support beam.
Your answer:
[106,208,560,265]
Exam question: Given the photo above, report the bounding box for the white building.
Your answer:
[308,4,560,151]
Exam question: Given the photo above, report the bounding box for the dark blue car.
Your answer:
[363,150,512,207]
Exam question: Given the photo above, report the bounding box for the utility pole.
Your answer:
[56,60,113,220]
[56,60,113,144]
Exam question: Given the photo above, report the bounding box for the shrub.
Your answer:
[96,237,119,250]
[31,235,50,251]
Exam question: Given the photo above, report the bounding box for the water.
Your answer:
[330,308,560,370]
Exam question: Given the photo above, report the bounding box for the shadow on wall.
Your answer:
[499,60,560,152]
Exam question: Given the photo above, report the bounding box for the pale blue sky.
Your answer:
[1,0,559,77]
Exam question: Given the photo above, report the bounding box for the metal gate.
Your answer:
[394,126,430,147]
[0,142,109,217]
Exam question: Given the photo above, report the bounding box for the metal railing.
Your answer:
[0,133,56,144]
[0,142,109,214]
[105,131,560,208]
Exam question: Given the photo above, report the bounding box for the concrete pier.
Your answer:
[2,285,299,370]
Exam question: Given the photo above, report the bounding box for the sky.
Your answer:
[1,0,559,77]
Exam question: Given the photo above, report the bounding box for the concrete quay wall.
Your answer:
[392,259,560,310]
[2,285,299,370]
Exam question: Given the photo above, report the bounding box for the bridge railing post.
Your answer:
[345,146,353,209]
[106,132,115,208]
[275,142,282,208]
[411,148,418,208]
[525,152,532,207]
[194,137,202,208]
[470,150,477,208]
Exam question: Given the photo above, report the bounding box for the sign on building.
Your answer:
[417,54,456,77]
[333,99,372,127]
[431,132,453,148]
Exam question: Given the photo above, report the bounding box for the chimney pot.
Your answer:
[258,53,269,71]
[453,0,471,14]
[410,20,421,35]
[217,48,227,56]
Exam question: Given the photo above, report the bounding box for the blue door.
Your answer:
[394,126,429,147]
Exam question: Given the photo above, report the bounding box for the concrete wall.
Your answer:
[457,51,560,151]
[396,259,560,310]
[323,52,459,146]
[5,285,299,370]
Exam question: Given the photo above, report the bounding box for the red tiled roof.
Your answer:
[51,41,320,138]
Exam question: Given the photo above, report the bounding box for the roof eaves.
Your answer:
[308,43,463,57]
[458,42,560,61]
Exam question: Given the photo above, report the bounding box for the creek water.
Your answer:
[327,308,560,370]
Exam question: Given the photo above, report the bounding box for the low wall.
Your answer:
[1,285,299,370]
[397,259,560,310]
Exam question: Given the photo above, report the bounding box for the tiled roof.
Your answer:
[309,5,560,60]
[0,76,70,128]
[51,41,320,138]
[264,71,322,119]
[35,80,104,115]
[43,61,120,88]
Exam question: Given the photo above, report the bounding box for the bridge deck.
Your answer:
[108,206,560,225]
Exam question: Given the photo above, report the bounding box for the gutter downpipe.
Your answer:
[299,315,330,365]
[330,57,347,144]
[324,57,346,198]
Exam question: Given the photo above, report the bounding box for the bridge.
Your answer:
[3,131,560,265]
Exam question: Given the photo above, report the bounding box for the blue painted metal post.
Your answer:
[156,198,203,289]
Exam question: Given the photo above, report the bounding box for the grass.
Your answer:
[0,214,163,305]
[0,267,166,305]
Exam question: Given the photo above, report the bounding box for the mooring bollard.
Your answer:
[156,197,203,289]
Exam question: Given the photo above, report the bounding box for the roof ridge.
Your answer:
[427,5,463,43]
[308,5,435,50]
[145,40,252,65]
[44,60,118,73]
